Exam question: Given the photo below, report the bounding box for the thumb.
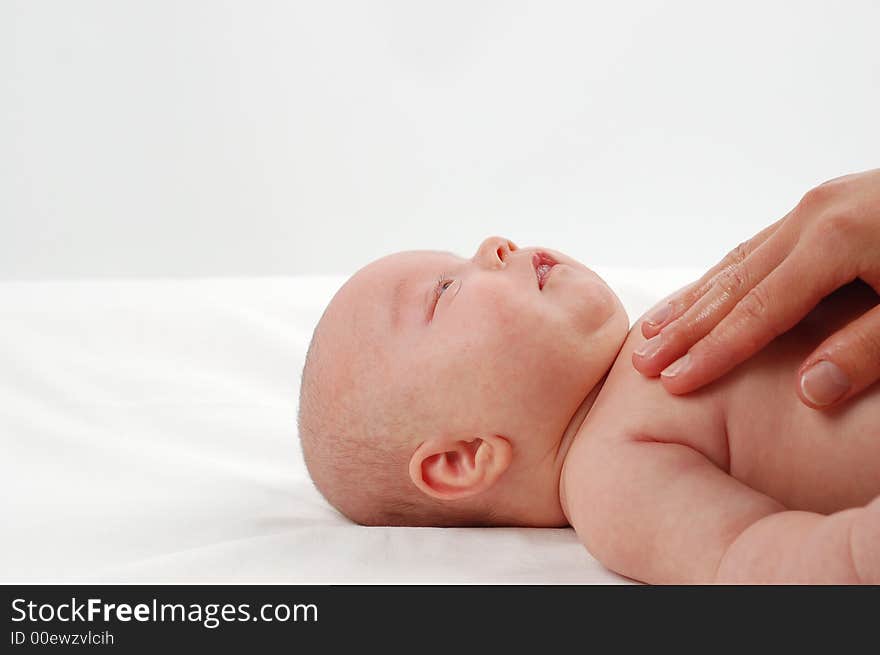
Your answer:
[797,303,880,409]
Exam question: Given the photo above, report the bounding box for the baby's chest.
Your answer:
[606,280,880,513]
[723,344,880,514]
[611,363,879,514]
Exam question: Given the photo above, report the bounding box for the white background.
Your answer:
[2,0,879,280]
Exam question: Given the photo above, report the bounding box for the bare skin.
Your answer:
[562,278,880,583]
[323,235,880,582]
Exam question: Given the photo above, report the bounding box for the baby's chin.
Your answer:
[557,265,627,336]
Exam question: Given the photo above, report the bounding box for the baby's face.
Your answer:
[327,236,628,455]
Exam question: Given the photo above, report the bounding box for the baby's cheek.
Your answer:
[569,281,621,335]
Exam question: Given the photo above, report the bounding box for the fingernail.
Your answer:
[645,302,672,327]
[661,353,691,378]
[634,333,663,358]
[800,360,850,406]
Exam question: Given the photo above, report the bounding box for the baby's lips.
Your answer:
[532,252,557,289]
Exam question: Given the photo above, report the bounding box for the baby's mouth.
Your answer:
[533,252,557,290]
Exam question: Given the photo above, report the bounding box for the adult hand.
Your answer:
[632,168,880,409]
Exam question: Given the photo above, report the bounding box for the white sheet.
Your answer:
[1,267,703,584]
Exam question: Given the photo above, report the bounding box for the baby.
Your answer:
[297,236,880,583]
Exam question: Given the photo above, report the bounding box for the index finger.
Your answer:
[641,214,789,339]
[658,243,858,395]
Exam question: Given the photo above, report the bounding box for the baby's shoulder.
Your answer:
[575,319,731,469]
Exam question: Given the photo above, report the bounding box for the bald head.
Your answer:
[296,267,501,527]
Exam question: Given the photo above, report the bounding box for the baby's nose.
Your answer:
[476,236,518,265]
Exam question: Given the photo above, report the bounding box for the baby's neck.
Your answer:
[554,372,609,524]
[554,372,608,465]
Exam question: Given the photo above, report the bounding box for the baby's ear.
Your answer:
[408,434,512,501]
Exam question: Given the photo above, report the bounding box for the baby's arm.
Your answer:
[716,496,880,583]
[566,435,880,583]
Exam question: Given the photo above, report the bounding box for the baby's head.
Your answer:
[297,236,628,527]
